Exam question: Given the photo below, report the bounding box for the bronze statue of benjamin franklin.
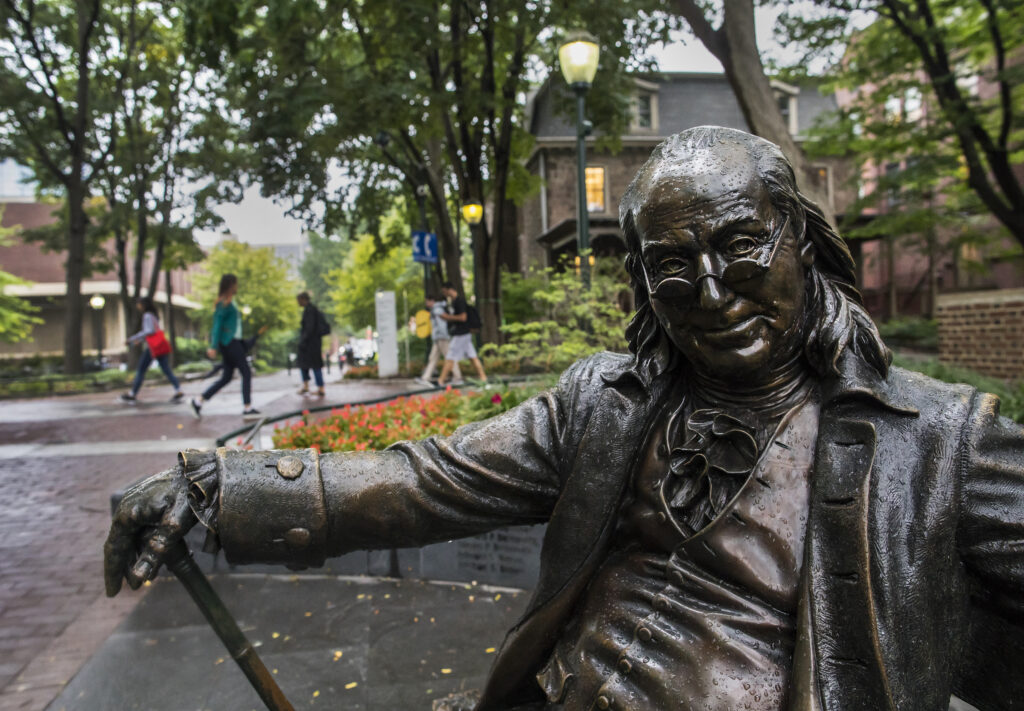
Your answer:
[105,127,1024,711]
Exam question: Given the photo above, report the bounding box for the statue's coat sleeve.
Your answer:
[214,357,610,567]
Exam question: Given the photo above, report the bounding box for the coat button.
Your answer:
[637,626,652,642]
[618,659,632,675]
[284,527,311,549]
[654,597,669,611]
[276,456,304,479]
[596,695,611,709]
[655,511,667,523]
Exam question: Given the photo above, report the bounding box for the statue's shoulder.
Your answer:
[561,351,635,386]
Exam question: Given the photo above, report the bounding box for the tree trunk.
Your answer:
[672,0,836,225]
[63,191,87,374]
[165,268,176,367]
[887,233,898,320]
[926,224,938,320]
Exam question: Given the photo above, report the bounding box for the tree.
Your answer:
[183,0,669,343]
[780,0,1024,248]
[299,230,350,323]
[326,232,420,334]
[667,0,835,221]
[0,0,117,372]
[190,239,301,337]
[0,213,41,342]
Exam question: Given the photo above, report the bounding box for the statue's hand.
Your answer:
[104,467,197,596]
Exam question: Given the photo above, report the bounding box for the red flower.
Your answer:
[490,393,502,404]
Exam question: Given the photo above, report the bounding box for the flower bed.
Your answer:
[271,383,548,453]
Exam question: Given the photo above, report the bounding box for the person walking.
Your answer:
[296,292,328,397]
[436,281,487,387]
[120,297,184,403]
[415,294,462,386]
[190,274,260,420]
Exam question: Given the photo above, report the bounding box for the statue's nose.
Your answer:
[695,253,730,310]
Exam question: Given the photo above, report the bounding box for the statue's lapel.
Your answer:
[803,408,895,711]
[476,372,665,710]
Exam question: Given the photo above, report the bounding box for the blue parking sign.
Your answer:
[412,231,438,264]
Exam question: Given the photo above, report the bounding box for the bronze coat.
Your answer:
[216,352,1024,711]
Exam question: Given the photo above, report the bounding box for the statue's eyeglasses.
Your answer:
[641,216,789,302]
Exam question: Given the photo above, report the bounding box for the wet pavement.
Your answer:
[0,371,416,711]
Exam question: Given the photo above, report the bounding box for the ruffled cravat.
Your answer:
[661,408,760,537]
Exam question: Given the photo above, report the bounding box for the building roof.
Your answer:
[527,71,837,142]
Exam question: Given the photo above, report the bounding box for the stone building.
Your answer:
[515,72,848,271]
[0,200,202,361]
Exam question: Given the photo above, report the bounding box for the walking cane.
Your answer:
[165,541,295,711]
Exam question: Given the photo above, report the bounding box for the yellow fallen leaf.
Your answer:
[272,669,278,674]
[441,668,452,674]
[333,651,343,661]
[468,595,475,602]
[313,690,320,698]
[272,632,280,639]
[177,423,184,429]
[494,594,501,601]
[214,657,224,665]
[345,682,358,690]
[485,647,496,654]
[304,612,312,617]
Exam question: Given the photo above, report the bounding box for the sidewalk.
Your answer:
[0,371,417,711]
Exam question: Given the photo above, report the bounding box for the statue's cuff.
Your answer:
[215,447,328,569]
[179,449,222,553]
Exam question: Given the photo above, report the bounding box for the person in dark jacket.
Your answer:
[296,292,326,397]
[106,128,1024,711]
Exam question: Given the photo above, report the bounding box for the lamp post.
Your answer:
[559,30,600,289]
[89,294,105,369]
[461,202,485,332]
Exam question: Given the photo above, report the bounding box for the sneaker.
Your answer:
[190,398,202,419]
[449,379,465,386]
[413,377,430,386]
[170,391,184,402]
[119,393,136,403]
[315,389,325,398]
[297,386,309,395]
[242,408,262,420]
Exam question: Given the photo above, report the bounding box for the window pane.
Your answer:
[635,94,652,128]
[585,166,605,213]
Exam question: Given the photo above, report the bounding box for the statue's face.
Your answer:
[635,145,811,383]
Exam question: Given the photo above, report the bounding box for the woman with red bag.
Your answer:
[120,297,184,403]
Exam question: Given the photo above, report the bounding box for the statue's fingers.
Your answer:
[126,547,159,590]
[103,517,137,597]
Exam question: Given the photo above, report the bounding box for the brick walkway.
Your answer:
[0,371,415,711]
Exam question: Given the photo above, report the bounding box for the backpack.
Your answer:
[465,304,482,332]
[316,308,331,337]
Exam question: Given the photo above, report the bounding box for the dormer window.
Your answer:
[630,79,659,132]
[771,80,799,135]
[636,94,653,129]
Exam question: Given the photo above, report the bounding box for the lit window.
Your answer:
[585,166,605,213]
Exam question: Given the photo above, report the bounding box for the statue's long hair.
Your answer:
[619,126,891,384]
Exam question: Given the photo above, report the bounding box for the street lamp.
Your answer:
[559,30,599,289]
[461,201,485,334]
[89,294,105,368]
[461,203,483,225]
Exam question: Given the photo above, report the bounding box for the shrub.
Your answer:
[488,258,631,373]
[271,383,551,452]
[878,318,938,351]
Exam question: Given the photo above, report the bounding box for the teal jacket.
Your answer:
[209,301,240,349]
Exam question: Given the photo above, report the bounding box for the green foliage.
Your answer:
[190,240,301,337]
[877,317,938,351]
[893,354,1024,423]
[789,0,1024,247]
[500,265,547,326]
[326,227,420,333]
[0,218,41,343]
[299,231,350,322]
[486,258,631,373]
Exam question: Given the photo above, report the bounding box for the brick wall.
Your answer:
[937,289,1024,379]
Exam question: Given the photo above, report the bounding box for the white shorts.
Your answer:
[445,333,477,362]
